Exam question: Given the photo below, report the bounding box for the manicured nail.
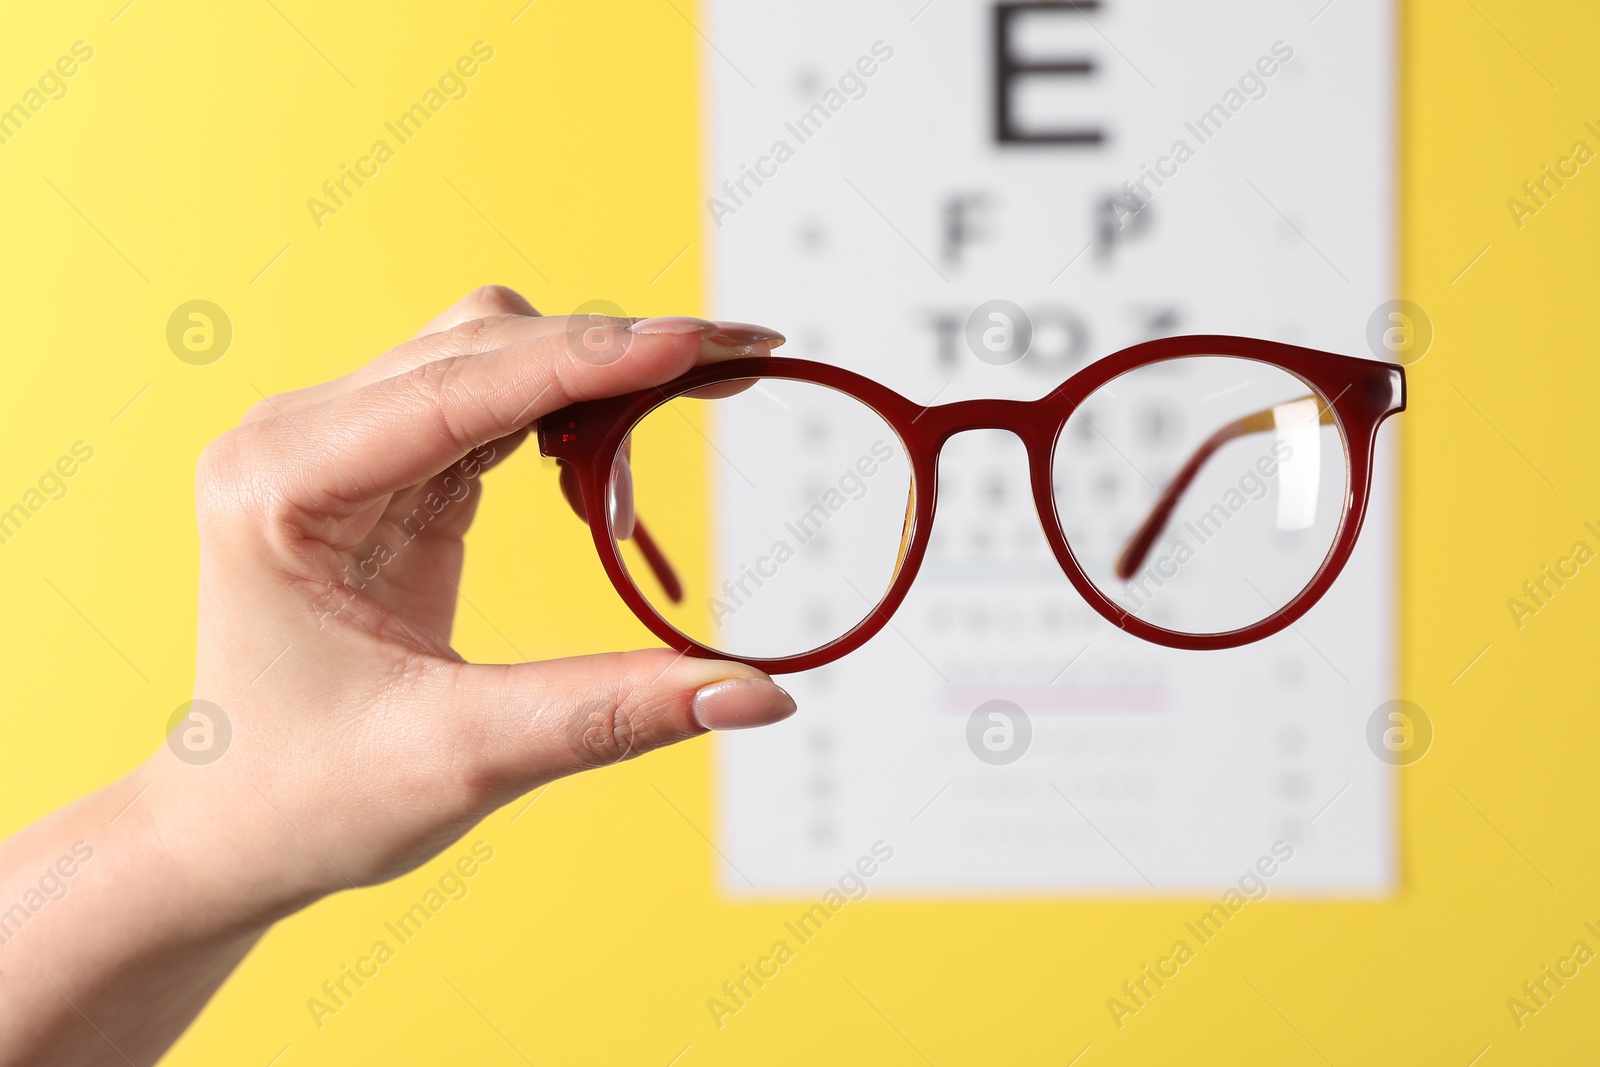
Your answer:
[629,316,716,336]
[707,321,786,348]
[692,678,797,731]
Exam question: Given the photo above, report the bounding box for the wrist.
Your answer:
[133,757,338,933]
[0,770,276,1065]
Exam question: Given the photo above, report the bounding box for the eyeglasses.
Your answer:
[539,335,1405,673]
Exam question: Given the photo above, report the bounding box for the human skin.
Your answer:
[0,286,796,1065]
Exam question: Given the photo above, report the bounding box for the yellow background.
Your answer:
[1,1,1596,1063]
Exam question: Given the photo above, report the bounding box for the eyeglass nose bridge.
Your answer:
[908,396,1055,449]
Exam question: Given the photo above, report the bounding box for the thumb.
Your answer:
[434,649,796,793]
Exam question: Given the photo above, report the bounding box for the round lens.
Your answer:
[616,378,914,660]
[1052,356,1349,635]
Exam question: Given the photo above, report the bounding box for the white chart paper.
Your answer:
[700,0,1397,895]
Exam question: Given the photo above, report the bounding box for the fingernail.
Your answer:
[707,321,786,348]
[629,316,716,336]
[692,678,797,731]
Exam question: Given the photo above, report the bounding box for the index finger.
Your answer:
[257,317,783,519]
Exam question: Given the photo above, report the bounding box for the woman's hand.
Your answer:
[160,285,794,911]
[0,286,794,1066]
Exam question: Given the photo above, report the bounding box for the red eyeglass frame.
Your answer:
[538,334,1406,674]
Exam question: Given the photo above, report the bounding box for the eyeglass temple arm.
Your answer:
[556,460,684,604]
[1113,395,1334,581]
